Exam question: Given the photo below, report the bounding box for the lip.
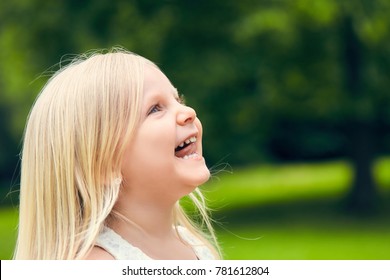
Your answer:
[175,132,198,149]
[174,131,200,158]
[175,142,197,158]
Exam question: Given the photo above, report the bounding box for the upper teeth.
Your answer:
[178,136,196,147]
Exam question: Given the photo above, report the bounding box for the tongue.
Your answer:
[175,143,194,158]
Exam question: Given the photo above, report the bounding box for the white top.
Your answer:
[95,226,215,260]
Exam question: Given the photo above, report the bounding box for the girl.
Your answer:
[14,48,221,260]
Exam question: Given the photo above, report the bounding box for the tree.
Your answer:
[1,0,390,212]
[229,0,390,211]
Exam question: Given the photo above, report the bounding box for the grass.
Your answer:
[1,157,390,259]
[0,207,18,259]
[203,157,390,259]
[214,198,390,259]
[204,160,353,209]
[219,223,390,259]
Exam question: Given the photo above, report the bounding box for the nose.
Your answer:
[177,104,196,125]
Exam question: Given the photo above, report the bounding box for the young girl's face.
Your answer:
[121,64,210,201]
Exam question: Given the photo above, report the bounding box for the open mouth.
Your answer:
[175,136,198,159]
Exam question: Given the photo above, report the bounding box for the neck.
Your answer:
[108,189,177,238]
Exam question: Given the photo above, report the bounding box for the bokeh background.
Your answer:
[1,0,390,259]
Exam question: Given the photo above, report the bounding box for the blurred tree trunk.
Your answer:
[343,16,378,212]
[346,121,378,212]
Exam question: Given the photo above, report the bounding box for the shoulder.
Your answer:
[95,226,152,260]
[177,226,217,260]
[83,246,115,260]
[177,226,201,245]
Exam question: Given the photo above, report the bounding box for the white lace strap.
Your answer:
[95,227,152,260]
[96,226,214,260]
[177,226,215,260]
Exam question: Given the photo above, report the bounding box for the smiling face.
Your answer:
[120,64,210,203]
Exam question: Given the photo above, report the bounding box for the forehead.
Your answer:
[143,64,178,99]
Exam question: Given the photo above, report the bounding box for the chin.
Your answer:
[186,167,211,187]
[199,168,211,184]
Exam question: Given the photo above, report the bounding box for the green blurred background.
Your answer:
[1,0,390,259]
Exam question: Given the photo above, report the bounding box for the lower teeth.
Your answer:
[182,153,198,160]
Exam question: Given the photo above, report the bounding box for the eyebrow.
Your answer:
[172,87,179,99]
[172,87,186,104]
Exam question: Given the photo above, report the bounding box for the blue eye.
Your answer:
[148,105,160,115]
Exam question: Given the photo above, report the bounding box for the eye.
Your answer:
[147,104,161,115]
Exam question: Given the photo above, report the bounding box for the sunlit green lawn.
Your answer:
[218,221,390,259]
[204,160,352,209]
[1,158,390,259]
[204,157,390,259]
[0,207,18,260]
[214,198,390,259]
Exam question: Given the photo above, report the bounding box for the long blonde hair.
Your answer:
[14,48,220,259]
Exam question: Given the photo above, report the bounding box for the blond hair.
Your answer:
[14,48,220,259]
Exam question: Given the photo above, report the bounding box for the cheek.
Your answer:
[194,118,203,139]
[140,126,174,158]
[195,118,203,131]
[194,118,204,151]
[121,127,174,177]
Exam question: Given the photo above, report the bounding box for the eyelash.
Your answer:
[148,104,161,115]
[147,94,186,116]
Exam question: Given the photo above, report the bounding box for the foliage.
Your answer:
[1,0,390,209]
